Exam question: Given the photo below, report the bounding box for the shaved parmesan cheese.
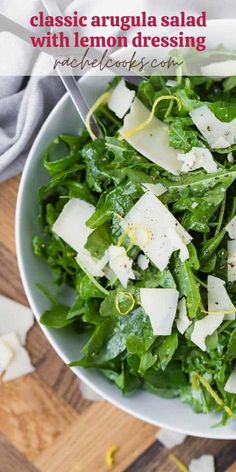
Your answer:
[2,345,34,382]
[178,147,217,173]
[107,245,135,288]
[76,250,108,277]
[226,215,236,239]
[227,152,234,163]
[140,288,179,335]
[166,79,178,87]
[191,275,235,350]
[208,275,235,320]
[189,454,215,472]
[201,60,236,77]
[155,428,187,448]
[191,314,224,351]
[137,254,149,271]
[0,339,13,374]
[142,182,167,197]
[52,198,95,253]
[0,295,33,344]
[224,368,236,394]
[108,79,135,119]
[228,240,236,282]
[176,298,191,334]
[190,105,236,149]
[120,98,182,175]
[121,192,192,271]
[1,332,21,351]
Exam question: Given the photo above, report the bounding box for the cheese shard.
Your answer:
[228,240,236,282]
[201,60,236,77]
[2,345,34,382]
[225,215,236,239]
[224,368,236,394]
[176,298,191,334]
[76,250,108,277]
[166,79,178,87]
[121,192,192,271]
[191,314,224,351]
[0,295,33,344]
[137,254,149,271]
[1,332,21,351]
[140,288,179,335]
[190,105,236,149]
[52,198,95,253]
[142,182,167,197]
[208,275,235,320]
[0,339,13,374]
[107,245,135,288]
[189,455,215,472]
[178,147,218,173]
[108,79,135,119]
[155,428,186,448]
[120,98,182,175]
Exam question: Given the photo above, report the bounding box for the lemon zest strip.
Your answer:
[105,445,118,468]
[115,292,135,316]
[169,454,189,472]
[192,372,236,418]
[85,91,111,140]
[119,95,182,140]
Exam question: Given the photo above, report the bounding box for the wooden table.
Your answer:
[0,175,236,472]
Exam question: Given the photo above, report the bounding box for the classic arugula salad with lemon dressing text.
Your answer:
[33,75,236,425]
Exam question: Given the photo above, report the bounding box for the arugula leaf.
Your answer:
[174,259,200,318]
[40,304,74,328]
[85,223,112,258]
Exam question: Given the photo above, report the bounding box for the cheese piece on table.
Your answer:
[2,345,34,382]
[0,339,13,374]
[107,245,135,288]
[176,297,191,334]
[178,147,217,173]
[190,105,236,149]
[0,295,33,344]
[228,240,236,282]
[225,215,236,239]
[108,79,135,118]
[140,288,179,335]
[208,275,235,320]
[1,332,21,351]
[120,98,182,175]
[224,368,236,394]
[189,454,215,472]
[121,192,192,271]
[155,428,187,448]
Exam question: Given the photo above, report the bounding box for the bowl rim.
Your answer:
[15,33,236,438]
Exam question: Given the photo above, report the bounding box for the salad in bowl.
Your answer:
[32,74,236,428]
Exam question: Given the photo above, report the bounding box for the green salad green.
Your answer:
[33,75,236,425]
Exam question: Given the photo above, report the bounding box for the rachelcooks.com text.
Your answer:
[53,49,184,73]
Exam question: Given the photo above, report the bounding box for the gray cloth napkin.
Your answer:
[0,0,236,182]
[0,76,65,182]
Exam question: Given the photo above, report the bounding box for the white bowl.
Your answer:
[16,45,236,441]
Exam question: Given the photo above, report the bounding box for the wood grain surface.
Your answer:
[0,175,236,472]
